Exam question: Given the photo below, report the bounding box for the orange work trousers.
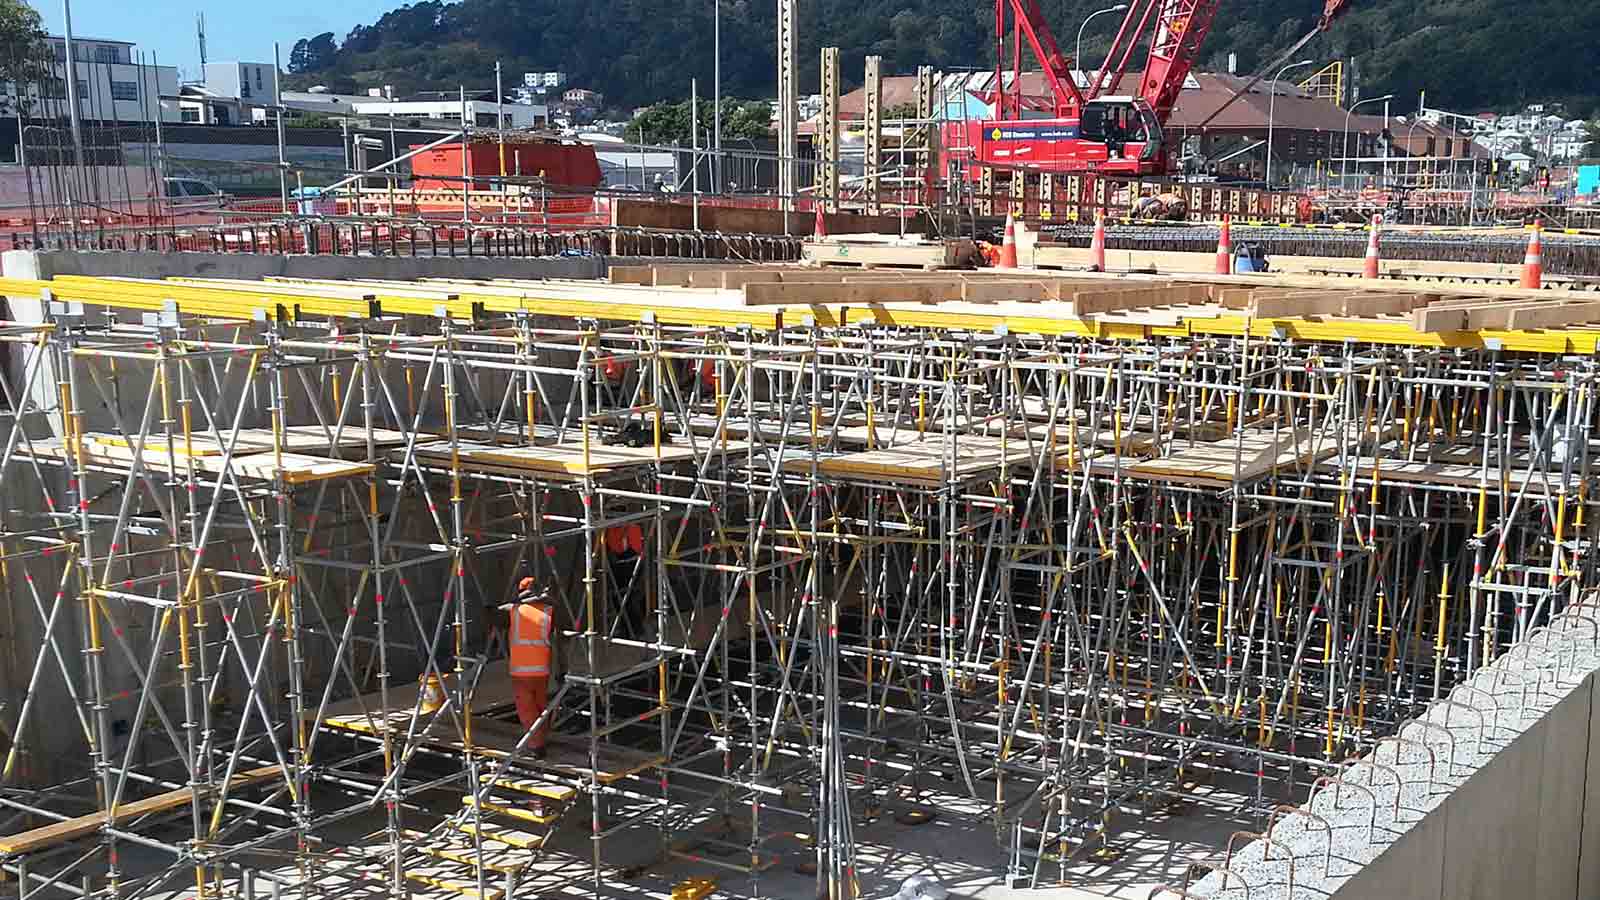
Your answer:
[513,674,550,749]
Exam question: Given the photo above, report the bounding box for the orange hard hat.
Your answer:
[517,576,537,593]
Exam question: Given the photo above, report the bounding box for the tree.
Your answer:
[629,100,696,145]
[1583,120,1600,160]
[0,0,47,114]
[287,112,343,129]
[289,0,1600,115]
[288,32,338,74]
[630,98,772,145]
[721,101,773,140]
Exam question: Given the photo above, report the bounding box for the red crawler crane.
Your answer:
[958,0,1355,177]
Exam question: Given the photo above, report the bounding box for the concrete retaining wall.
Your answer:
[1342,672,1598,900]
[1034,244,1527,281]
[1195,609,1600,900]
[15,249,615,282]
[611,198,920,236]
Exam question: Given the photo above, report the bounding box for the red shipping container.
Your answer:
[409,141,602,191]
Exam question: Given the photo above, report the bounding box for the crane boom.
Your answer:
[959,0,1358,179]
[1137,0,1225,120]
[994,0,1086,118]
[1195,0,1357,130]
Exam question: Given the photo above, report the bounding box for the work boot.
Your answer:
[532,745,547,761]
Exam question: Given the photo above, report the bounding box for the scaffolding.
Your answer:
[0,269,1594,899]
[1298,62,1345,108]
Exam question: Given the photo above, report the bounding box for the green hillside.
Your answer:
[286,0,1600,117]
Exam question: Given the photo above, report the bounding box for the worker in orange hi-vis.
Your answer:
[504,576,557,759]
[604,523,645,559]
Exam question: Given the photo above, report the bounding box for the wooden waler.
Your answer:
[337,182,581,218]
[970,165,1311,226]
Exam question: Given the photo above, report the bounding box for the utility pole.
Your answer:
[496,61,506,180]
[713,0,721,192]
[691,78,700,230]
[274,43,288,213]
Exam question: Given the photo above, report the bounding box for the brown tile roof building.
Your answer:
[817,70,1487,177]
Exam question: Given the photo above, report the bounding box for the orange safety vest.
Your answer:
[510,602,553,677]
[604,524,645,556]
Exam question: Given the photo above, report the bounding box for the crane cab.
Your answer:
[1078,97,1165,165]
[952,96,1170,179]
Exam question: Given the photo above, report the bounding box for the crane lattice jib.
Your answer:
[996,0,1087,118]
[1321,0,1354,28]
[1139,0,1224,120]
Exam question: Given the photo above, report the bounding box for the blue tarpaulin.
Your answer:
[1578,165,1600,197]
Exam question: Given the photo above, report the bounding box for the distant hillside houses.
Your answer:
[1431,104,1591,160]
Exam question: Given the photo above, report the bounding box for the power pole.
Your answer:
[712,0,721,191]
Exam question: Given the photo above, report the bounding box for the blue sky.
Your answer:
[31,0,401,81]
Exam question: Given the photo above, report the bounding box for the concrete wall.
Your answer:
[17,249,614,282]
[1332,671,1598,900]
[611,198,923,237]
[1034,244,1528,280]
[1189,608,1600,900]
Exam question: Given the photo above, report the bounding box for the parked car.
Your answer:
[161,177,231,211]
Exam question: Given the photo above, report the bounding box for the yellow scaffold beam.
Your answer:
[256,275,787,329]
[4,275,1600,354]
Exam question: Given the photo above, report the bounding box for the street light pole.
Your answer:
[1342,93,1394,191]
[1382,97,1391,185]
[1076,4,1128,92]
[713,0,721,191]
[1266,59,1314,188]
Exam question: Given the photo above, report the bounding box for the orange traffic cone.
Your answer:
[1216,215,1233,275]
[1090,212,1108,272]
[814,205,827,239]
[998,213,1019,269]
[1363,213,1383,279]
[1522,223,1544,289]
[419,672,446,714]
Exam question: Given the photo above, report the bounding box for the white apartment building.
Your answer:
[348,97,547,129]
[1550,133,1589,160]
[523,72,566,90]
[177,61,280,125]
[4,36,180,124]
